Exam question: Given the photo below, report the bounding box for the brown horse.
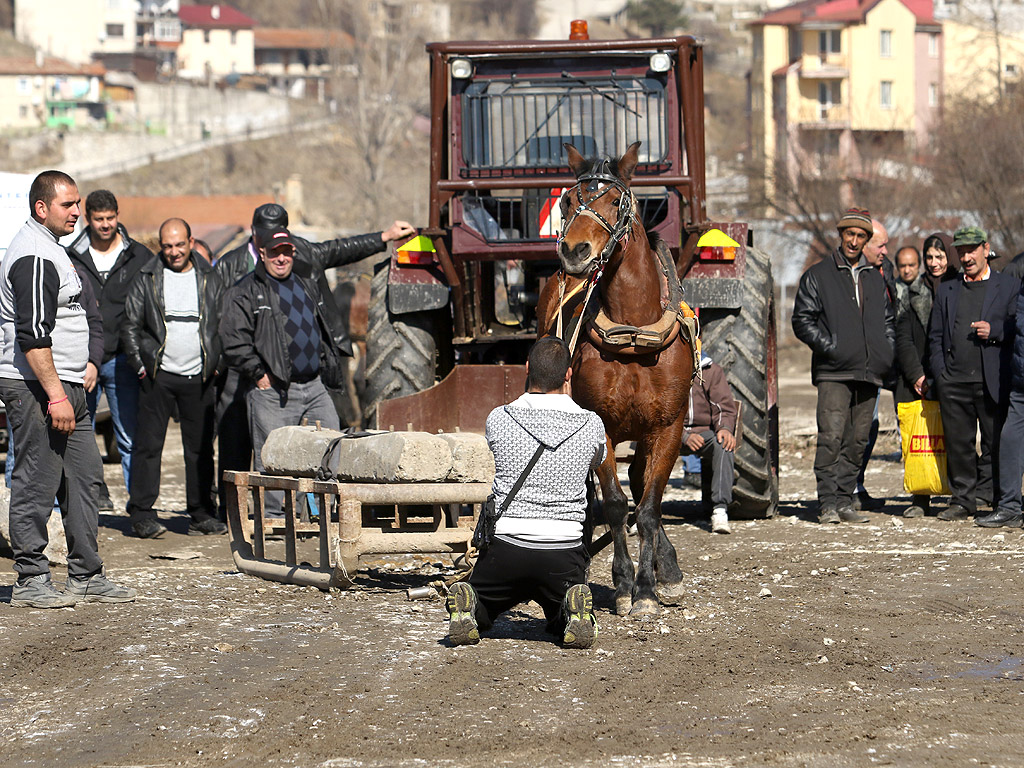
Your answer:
[537,142,694,616]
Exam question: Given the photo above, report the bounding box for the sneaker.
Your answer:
[66,572,137,603]
[711,508,731,534]
[131,518,167,539]
[837,505,870,524]
[562,584,597,649]
[446,582,480,646]
[188,517,228,536]
[817,504,840,524]
[10,574,77,609]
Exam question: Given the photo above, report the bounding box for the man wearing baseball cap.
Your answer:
[220,223,357,517]
[213,204,413,518]
[792,207,895,524]
[929,226,1018,524]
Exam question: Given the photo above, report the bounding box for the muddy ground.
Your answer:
[2,344,1023,768]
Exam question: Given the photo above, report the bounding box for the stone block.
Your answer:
[438,432,495,483]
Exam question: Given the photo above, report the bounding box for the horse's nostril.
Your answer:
[576,242,591,260]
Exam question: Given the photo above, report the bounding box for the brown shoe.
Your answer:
[837,505,870,523]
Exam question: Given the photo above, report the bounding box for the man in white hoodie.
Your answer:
[446,337,605,648]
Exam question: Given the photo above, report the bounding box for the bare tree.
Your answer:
[930,91,1024,253]
[317,0,429,224]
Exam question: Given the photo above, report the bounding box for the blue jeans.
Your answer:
[86,354,140,489]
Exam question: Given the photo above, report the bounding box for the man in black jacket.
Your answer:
[928,226,1018,523]
[121,219,227,538]
[792,208,895,524]
[66,190,155,508]
[213,203,413,517]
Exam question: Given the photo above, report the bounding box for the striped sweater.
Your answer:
[0,217,89,383]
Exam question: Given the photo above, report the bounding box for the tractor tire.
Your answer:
[699,246,779,518]
[362,257,439,427]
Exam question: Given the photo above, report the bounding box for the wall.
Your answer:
[177,27,255,78]
[848,0,917,131]
[914,28,943,145]
[15,0,135,64]
[943,19,1024,100]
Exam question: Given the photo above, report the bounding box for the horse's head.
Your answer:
[557,141,641,276]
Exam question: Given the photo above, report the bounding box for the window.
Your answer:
[203,29,210,44]
[880,80,892,109]
[819,30,841,54]
[818,81,840,118]
[880,30,892,57]
[105,23,124,38]
[1006,63,1019,77]
[929,82,939,107]
[230,30,237,44]
[16,77,30,94]
[19,105,28,118]
[928,32,939,58]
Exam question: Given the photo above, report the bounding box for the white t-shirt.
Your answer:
[89,239,125,281]
[161,268,202,376]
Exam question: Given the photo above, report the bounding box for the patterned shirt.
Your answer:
[269,273,320,381]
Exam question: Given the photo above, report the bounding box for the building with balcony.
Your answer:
[0,53,106,131]
[749,0,942,205]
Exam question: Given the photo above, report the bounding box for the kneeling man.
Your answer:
[446,337,604,648]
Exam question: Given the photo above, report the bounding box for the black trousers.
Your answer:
[128,371,216,524]
[813,380,879,509]
[215,368,253,517]
[937,378,999,513]
[469,537,588,634]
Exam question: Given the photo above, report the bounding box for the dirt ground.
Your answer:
[3,344,1024,768]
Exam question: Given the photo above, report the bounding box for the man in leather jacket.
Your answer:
[792,207,895,524]
[121,218,227,538]
[213,203,413,517]
[65,189,155,508]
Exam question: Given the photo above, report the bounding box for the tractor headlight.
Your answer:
[451,58,474,79]
[649,53,672,73]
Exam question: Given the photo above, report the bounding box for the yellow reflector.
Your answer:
[696,228,741,248]
[397,235,435,254]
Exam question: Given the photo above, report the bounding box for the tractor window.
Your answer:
[461,76,668,173]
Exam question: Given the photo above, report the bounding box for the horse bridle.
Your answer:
[558,160,637,271]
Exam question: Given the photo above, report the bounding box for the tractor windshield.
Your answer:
[460,76,668,173]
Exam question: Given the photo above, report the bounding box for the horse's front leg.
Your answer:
[594,438,634,616]
[631,423,686,614]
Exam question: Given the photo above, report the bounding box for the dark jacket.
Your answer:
[216,231,385,358]
[66,223,155,363]
[928,269,1018,404]
[1011,286,1024,391]
[894,271,958,404]
[684,358,737,437]
[121,253,224,383]
[219,259,344,389]
[792,248,895,386]
[80,272,104,370]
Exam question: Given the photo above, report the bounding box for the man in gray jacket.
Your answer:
[445,337,603,649]
[0,170,135,608]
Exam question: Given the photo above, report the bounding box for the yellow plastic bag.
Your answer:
[897,399,949,496]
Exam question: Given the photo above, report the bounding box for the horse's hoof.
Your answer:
[629,598,659,616]
[657,581,687,604]
[615,596,633,616]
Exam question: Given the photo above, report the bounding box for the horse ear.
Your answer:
[618,141,642,183]
[564,143,588,178]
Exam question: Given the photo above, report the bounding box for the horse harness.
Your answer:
[554,167,701,376]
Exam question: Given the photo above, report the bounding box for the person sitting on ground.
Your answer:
[894,233,958,518]
[446,337,603,649]
[681,354,737,534]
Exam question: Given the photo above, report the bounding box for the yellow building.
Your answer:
[176,4,255,80]
[750,0,942,204]
[942,17,1024,100]
[0,54,106,131]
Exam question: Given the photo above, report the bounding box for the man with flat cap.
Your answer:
[792,207,895,524]
[929,226,1017,523]
[214,204,413,516]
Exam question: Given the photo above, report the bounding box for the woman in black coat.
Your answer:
[894,232,958,517]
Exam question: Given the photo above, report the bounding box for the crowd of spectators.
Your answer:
[794,207,1024,528]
